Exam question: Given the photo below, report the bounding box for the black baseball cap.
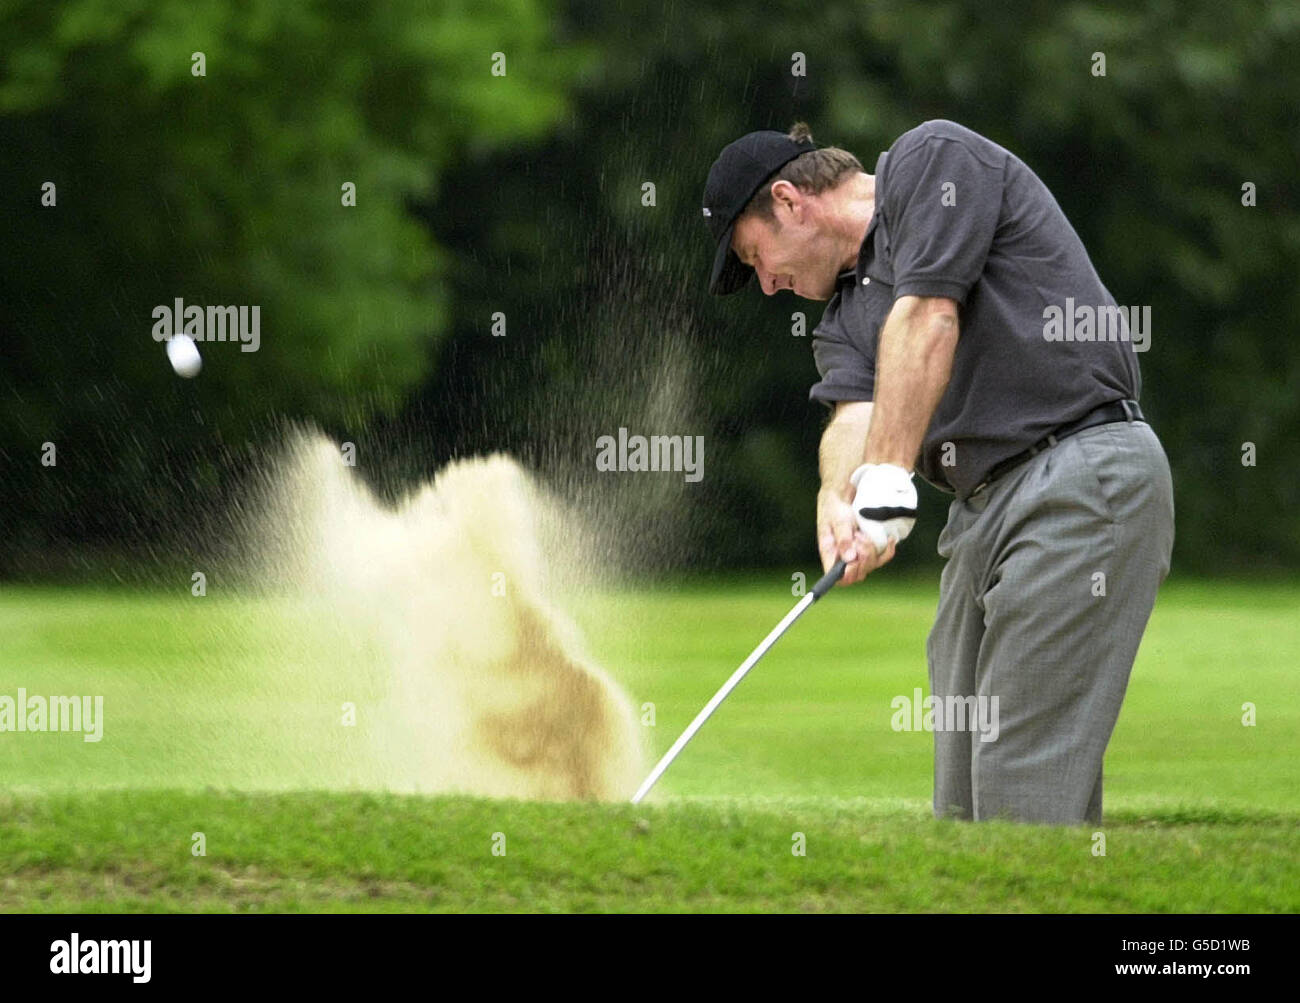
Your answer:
[702,129,818,295]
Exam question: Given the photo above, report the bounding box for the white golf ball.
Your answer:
[166,334,202,378]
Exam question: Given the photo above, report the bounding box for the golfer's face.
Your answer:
[731,210,839,301]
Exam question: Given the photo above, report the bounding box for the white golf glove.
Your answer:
[849,463,918,554]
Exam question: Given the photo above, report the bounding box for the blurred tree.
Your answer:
[3,0,1298,576]
[0,0,582,566]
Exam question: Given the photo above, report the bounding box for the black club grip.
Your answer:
[811,558,846,599]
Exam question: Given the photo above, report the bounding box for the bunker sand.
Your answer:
[257,433,643,801]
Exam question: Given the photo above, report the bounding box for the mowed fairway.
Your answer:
[0,577,1297,912]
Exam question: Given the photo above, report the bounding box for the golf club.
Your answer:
[630,557,848,804]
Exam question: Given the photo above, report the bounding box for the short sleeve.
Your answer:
[808,293,875,407]
[885,135,1004,304]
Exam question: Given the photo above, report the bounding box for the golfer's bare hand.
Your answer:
[817,487,897,586]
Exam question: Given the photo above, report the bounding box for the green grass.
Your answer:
[3,792,1296,913]
[1,577,1297,911]
[585,576,1300,812]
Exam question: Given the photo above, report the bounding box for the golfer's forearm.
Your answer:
[864,296,959,470]
[819,401,874,499]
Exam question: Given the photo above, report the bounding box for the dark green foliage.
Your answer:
[2,1,1296,573]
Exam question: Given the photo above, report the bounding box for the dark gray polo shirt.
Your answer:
[809,119,1142,498]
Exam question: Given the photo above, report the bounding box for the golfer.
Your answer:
[702,120,1174,824]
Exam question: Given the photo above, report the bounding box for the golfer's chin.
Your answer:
[794,277,837,301]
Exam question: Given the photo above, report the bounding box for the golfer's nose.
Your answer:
[757,267,780,296]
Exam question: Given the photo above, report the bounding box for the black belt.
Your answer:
[969,399,1144,497]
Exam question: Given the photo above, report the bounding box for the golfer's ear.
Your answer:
[770,179,802,216]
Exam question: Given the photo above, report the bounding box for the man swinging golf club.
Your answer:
[700,119,1174,824]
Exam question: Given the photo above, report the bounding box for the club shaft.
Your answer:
[630,559,845,804]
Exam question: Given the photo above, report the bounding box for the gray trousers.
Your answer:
[927,419,1174,824]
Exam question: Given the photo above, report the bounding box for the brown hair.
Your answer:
[743,123,863,224]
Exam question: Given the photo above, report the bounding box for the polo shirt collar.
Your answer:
[854,150,889,286]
